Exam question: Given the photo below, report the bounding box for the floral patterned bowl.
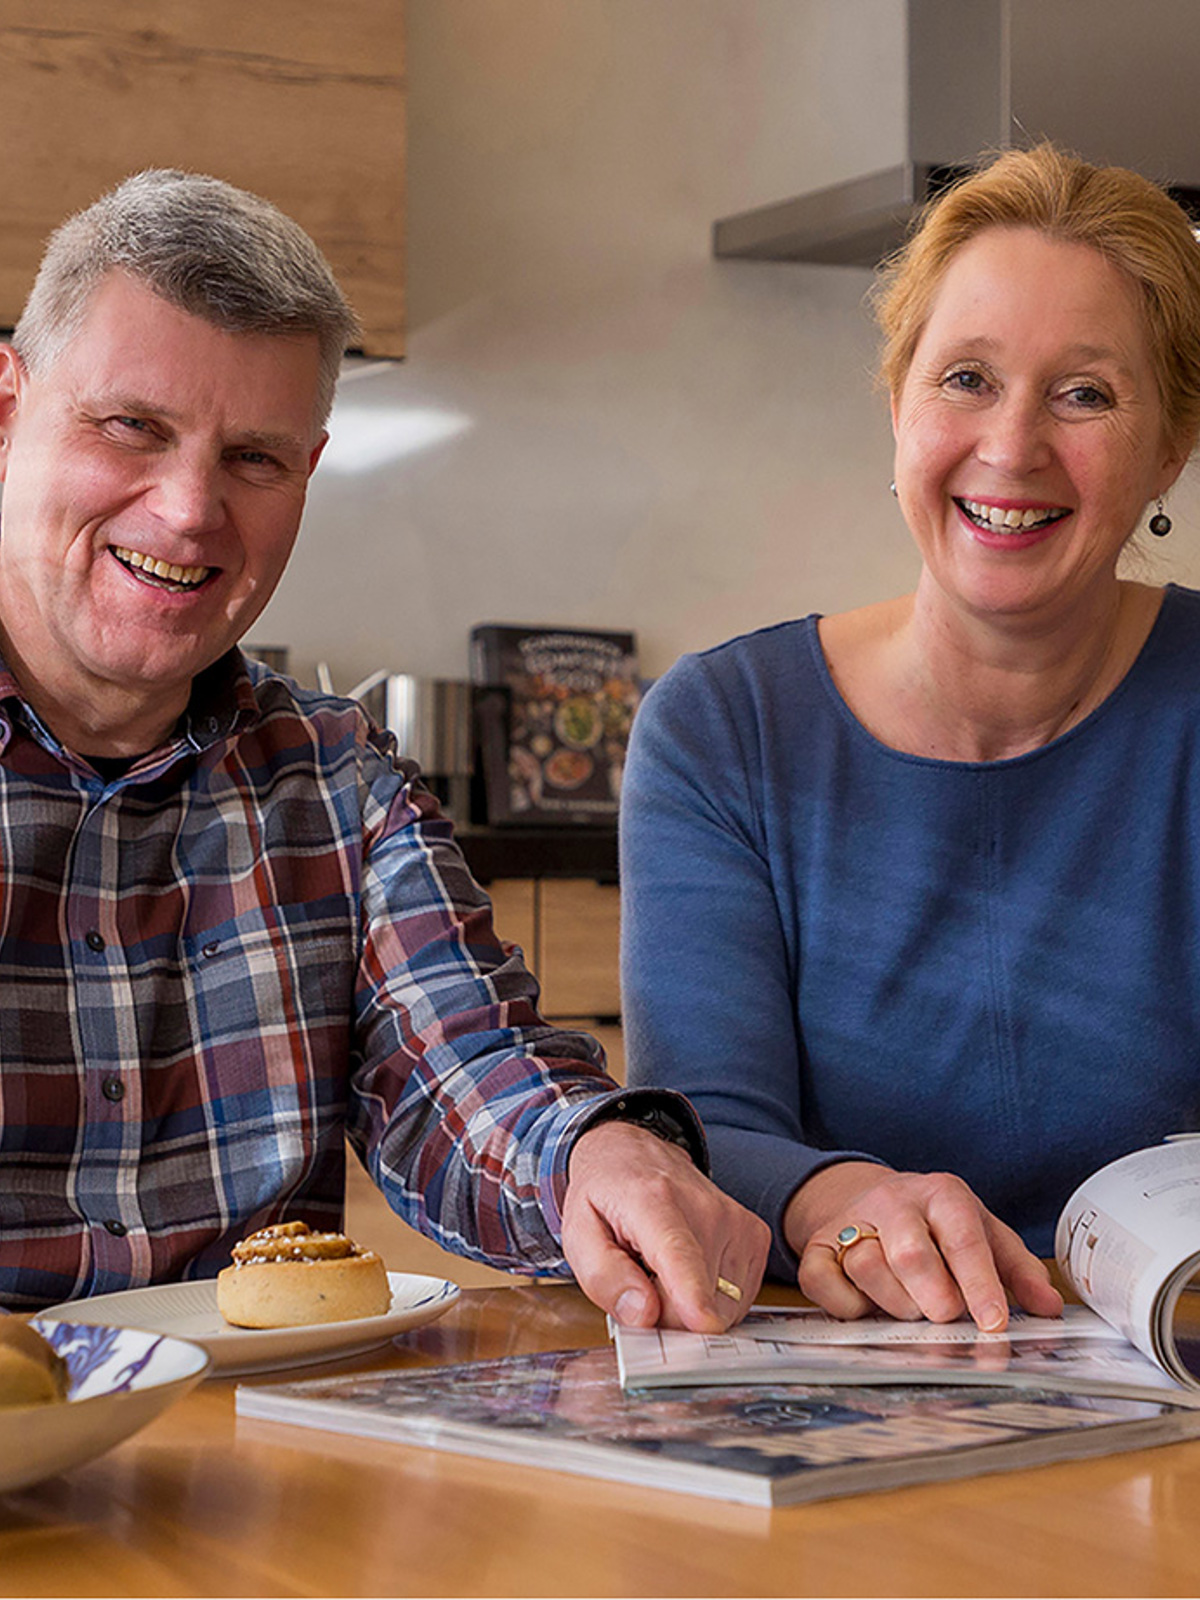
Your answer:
[0,1318,210,1494]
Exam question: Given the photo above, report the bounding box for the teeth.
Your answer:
[962,500,1066,531]
[112,546,211,588]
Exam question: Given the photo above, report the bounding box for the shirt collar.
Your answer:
[0,646,261,762]
[180,649,261,750]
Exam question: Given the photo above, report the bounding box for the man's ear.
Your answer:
[307,430,328,477]
[0,345,26,483]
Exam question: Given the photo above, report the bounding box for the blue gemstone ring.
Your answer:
[832,1223,881,1270]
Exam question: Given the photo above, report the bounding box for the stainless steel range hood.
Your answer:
[714,0,1200,268]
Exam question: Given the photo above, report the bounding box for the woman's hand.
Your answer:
[785,1161,1063,1331]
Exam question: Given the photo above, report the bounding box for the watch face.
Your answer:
[642,1110,688,1145]
[629,1106,700,1160]
[580,1096,704,1169]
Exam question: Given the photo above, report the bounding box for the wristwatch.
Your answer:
[572,1089,709,1174]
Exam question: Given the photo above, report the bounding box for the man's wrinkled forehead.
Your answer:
[33,269,326,444]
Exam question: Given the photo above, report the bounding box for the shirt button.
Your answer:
[104,1218,128,1237]
[85,930,106,952]
[102,1075,125,1102]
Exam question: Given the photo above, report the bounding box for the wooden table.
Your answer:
[5,1282,1200,1598]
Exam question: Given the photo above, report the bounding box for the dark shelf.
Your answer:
[456,825,618,883]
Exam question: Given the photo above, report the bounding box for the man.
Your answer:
[0,170,768,1329]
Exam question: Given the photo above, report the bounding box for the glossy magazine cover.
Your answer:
[236,1346,1200,1507]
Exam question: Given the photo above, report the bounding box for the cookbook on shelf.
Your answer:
[469,623,640,826]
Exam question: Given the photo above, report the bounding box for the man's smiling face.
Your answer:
[0,269,326,752]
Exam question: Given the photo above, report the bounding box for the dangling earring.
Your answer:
[889,481,898,498]
[1150,498,1172,537]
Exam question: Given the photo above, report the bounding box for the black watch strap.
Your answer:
[571,1088,709,1174]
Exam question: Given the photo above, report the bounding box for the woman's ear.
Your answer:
[1157,423,1198,499]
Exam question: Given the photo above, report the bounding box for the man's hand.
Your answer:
[562,1121,771,1332]
[787,1161,1063,1331]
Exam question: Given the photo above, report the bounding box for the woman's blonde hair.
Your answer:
[873,143,1200,455]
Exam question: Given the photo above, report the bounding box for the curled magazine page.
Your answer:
[1055,1139,1200,1385]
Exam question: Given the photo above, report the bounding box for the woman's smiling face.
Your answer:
[892,225,1187,625]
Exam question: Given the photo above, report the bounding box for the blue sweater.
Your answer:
[622,585,1200,1277]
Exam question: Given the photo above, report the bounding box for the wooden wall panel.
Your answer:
[0,1,404,354]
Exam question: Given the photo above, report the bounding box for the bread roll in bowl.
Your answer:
[217,1221,391,1328]
[0,1317,69,1406]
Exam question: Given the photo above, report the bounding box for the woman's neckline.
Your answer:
[809,582,1178,771]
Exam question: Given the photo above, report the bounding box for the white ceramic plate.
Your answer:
[1,1320,210,1494]
[39,1273,460,1377]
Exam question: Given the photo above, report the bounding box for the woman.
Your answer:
[620,144,1200,1331]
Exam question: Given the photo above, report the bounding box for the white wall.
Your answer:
[254,0,1200,689]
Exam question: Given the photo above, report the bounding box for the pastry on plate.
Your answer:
[0,1317,70,1407]
[217,1221,391,1328]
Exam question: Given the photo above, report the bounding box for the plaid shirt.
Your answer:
[0,650,650,1311]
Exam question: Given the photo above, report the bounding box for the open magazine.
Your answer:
[234,1347,1200,1509]
[616,1138,1200,1404]
[234,1142,1200,1508]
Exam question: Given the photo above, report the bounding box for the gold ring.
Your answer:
[831,1224,881,1271]
[716,1275,743,1303]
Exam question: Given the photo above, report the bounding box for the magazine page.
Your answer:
[612,1307,1200,1406]
[1054,1137,1200,1385]
[235,1346,1200,1509]
[716,1305,1116,1347]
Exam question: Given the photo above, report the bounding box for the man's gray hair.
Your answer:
[13,168,361,429]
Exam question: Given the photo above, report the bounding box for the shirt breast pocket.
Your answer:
[184,900,356,1056]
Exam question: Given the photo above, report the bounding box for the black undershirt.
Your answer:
[86,755,139,782]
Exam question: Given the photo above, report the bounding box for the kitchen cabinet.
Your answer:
[458,826,621,1022]
[0,1,404,354]
[539,878,622,1020]
[488,878,622,1024]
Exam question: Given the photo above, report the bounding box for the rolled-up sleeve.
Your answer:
[349,734,699,1272]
